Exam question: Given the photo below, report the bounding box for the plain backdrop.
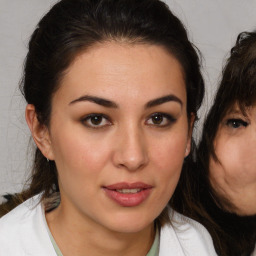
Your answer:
[1,0,256,195]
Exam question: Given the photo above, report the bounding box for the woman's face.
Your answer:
[44,42,191,233]
[209,104,256,215]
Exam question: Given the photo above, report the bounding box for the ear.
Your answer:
[185,113,195,157]
[25,104,54,160]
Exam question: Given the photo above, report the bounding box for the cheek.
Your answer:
[50,131,113,206]
[211,139,256,185]
[211,143,241,187]
[148,132,187,210]
[50,129,112,177]
[150,130,188,180]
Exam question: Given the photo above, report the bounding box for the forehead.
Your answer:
[225,104,243,115]
[223,102,252,118]
[54,42,186,106]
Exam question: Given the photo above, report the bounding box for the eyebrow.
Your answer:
[69,95,118,108]
[227,110,240,114]
[225,109,243,115]
[225,108,250,120]
[69,94,182,109]
[145,94,183,108]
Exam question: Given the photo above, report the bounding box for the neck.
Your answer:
[45,202,155,256]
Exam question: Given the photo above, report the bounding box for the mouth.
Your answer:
[115,188,143,194]
[102,182,153,207]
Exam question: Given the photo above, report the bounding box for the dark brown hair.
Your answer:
[200,31,256,168]
[173,31,256,256]
[0,0,204,224]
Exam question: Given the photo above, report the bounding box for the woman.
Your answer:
[0,0,217,255]
[204,31,256,255]
[207,32,256,217]
[173,31,256,256]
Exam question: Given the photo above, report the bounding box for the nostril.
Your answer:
[112,130,149,171]
[113,150,149,171]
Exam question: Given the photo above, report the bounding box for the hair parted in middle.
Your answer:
[1,0,205,225]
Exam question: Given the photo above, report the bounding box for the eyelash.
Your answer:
[145,112,177,127]
[81,112,176,129]
[226,118,248,129]
[81,114,112,129]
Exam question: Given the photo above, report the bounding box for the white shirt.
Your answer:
[0,194,217,255]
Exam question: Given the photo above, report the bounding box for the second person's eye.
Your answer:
[81,114,112,128]
[226,118,248,129]
[146,113,176,127]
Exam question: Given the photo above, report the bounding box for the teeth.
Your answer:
[116,188,142,194]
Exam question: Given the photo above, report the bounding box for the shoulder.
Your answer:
[0,194,41,234]
[159,209,217,256]
[0,194,40,218]
[0,194,55,255]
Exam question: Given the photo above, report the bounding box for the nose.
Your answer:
[112,125,149,171]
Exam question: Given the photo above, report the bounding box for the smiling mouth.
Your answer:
[115,188,143,194]
[103,182,153,207]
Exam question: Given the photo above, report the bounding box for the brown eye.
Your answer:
[151,114,163,125]
[81,114,111,128]
[90,115,103,125]
[146,113,176,127]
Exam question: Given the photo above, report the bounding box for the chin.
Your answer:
[219,199,256,217]
[232,207,256,217]
[104,213,154,234]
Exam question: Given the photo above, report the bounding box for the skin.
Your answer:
[209,105,256,216]
[26,42,193,256]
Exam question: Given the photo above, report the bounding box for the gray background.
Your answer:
[1,0,256,195]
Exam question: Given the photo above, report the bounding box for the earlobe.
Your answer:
[185,145,191,157]
[185,146,190,156]
[25,104,54,160]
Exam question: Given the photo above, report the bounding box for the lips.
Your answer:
[103,182,153,207]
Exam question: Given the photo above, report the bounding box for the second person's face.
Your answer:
[210,104,256,215]
[45,42,192,234]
